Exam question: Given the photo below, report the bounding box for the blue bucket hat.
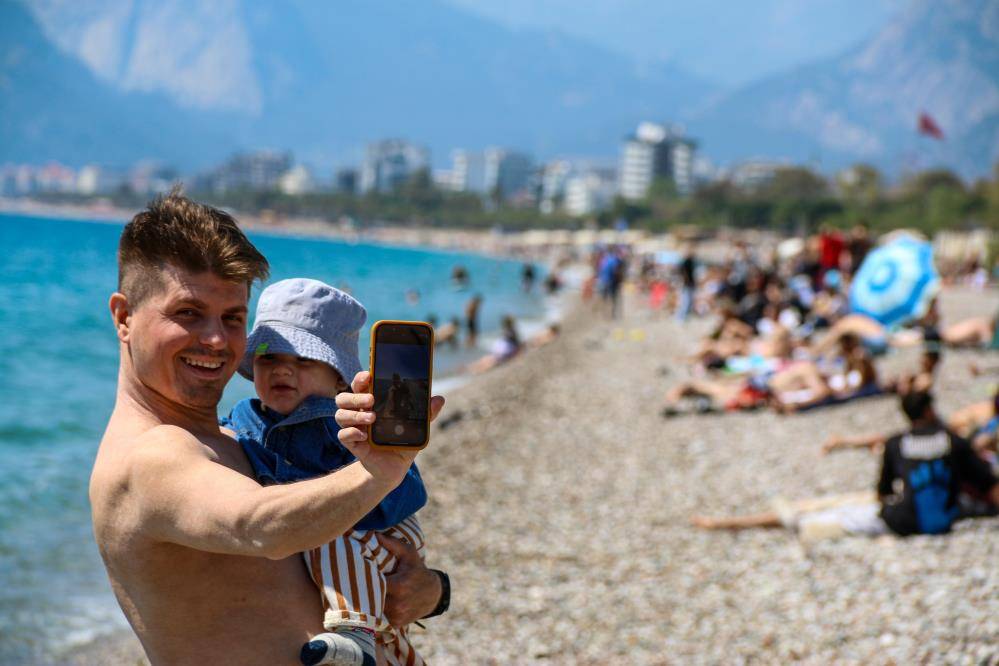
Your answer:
[239,278,367,383]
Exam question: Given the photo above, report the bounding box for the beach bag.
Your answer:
[908,459,958,534]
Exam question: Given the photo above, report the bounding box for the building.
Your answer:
[618,122,697,200]
[450,149,487,193]
[359,139,429,194]
[36,162,77,193]
[565,168,617,216]
[76,165,124,195]
[209,151,293,192]
[334,168,358,195]
[483,148,533,201]
[128,162,178,195]
[278,165,315,195]
[730,159,784,192]
[539,160,573,214]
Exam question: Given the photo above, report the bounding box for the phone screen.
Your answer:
[371,323,433,446]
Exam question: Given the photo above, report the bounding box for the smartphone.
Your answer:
[368,320,435,449]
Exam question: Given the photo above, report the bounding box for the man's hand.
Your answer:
[378,535,443,627]
[335,371,445,486]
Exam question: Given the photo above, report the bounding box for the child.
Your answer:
[223,278,430,666]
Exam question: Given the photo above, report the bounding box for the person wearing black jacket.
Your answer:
[691,391,999,537]
[877,391,999,535]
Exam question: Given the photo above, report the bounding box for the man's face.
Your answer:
[253,353,345,415]
[126,266,248,410]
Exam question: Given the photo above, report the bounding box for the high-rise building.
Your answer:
[539,160,573,213]
[565,168,617,217]
[618,122,697,200]
[335,168,358,195]
[210,151,293,192]
[484,148,533,201]
[450,149,487,193]
[359,139,429,194]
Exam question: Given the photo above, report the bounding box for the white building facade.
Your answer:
[359,139,430,194]
[618,122,697,200]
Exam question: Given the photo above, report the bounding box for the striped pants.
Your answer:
[305,515,426,666]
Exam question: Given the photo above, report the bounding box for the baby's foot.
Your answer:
[300,629,375,666]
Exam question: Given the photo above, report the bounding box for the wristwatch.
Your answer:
[422,569,450,619]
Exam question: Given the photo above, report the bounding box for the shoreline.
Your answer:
[0,197,568,259]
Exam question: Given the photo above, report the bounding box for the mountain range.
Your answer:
[5,0,999,179]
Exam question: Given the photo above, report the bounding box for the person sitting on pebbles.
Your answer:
[691,391,999,539]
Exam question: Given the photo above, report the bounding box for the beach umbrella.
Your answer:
[849,237,939,328]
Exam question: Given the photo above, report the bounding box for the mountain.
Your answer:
[0,2,233,169]
[12,0,998,178]
[20,0,718,168]
[686,0,999,178]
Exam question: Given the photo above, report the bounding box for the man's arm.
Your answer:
[876,438,897,499]
[134,372,444,560]
[130,426,406,560]
[822,432,887,455]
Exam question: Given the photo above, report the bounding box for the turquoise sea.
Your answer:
[0,212,549,662]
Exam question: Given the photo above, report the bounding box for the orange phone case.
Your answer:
[368,320,435,450]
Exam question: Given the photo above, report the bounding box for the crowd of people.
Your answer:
[603,226,999,542]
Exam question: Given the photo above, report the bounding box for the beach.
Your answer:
[67,284,998,664]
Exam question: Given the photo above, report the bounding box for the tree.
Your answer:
[903,169,964,199]
[761,166,828,202]
[836,164,882,209]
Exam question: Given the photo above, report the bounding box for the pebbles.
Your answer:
[411,286,998,664]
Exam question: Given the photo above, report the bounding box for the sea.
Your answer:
[0,212,553,662]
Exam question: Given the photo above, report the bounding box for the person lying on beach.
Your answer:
[663,344,878,416]
[432,316,460,349]
[824,388,999,455]
[526,323,561,350]
[223,279,435,666]
[91,194,447,665]
[693,318,793,371]
[692,391,999,538]
[768,350,880,413]
[940,311,999,349]
[881,346,941,396]
[468,314,522,374]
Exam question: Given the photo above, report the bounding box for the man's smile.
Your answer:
[180,355,228,377]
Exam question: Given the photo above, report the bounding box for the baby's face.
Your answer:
[253,353,346,415]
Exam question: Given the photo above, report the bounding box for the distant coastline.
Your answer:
[0,197,553,260]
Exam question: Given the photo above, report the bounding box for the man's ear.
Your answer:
[109,292,132,343]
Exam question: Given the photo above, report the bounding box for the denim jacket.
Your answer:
[222,395,426,531]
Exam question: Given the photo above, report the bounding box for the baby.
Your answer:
[224,278,430,666]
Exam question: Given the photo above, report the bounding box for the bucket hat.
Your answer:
[239,278,367,383]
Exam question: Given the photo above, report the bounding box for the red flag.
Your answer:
[918,112,944,140]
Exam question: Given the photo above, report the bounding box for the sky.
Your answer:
[447,0,906,87]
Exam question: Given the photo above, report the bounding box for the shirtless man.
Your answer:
[90,194,446,665]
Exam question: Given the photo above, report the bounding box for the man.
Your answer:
[693,391,998,537]
[676,246,696,321]
[877,390,999,535]
[90,193,447,664]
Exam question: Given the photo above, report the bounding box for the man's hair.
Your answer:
[118,189,269,305]
[901,390,934,423]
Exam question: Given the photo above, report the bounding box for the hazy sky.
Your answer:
[447,0,905,87]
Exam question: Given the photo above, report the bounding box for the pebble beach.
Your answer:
[69,285,998,665]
